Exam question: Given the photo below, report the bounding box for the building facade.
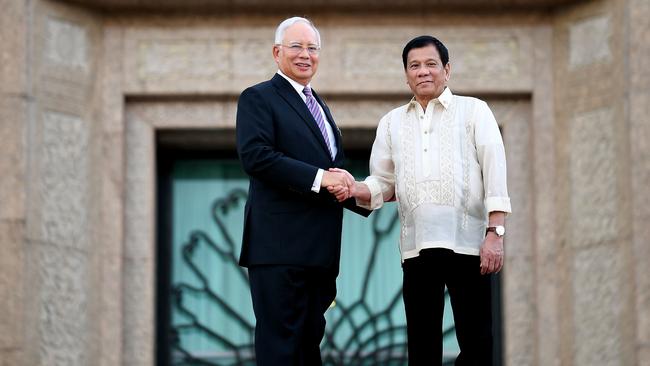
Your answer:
[1,0,649,364]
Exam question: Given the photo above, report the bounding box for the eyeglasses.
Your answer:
[278,44,321,56]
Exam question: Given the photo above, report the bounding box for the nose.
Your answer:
[417,66,430,77]
[297,47,310,57]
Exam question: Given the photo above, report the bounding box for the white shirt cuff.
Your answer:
[355,179,384,210]
[311,169,324,193]
[485,196,512,214]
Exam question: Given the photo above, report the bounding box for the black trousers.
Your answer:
[402,248,493,366]
[248,265,336,366]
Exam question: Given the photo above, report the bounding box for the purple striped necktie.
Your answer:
[303,86,334,159]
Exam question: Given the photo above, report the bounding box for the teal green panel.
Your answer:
[171,160,254,363]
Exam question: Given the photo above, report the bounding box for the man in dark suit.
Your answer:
[235,17,367,366]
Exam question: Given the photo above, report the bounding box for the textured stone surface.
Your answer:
[553,2,631,364]
[124,113,155,260]
[570,107,617,248]
[99,27,125,366]
[122,258,155,365]
[503,254,536,366]
[123,111,157,365]
[36,244,89,366]
[496,99,536,366]
[494,99,533,258]
[232,38,276,78]
[122,110,157,364]
[631,91,650,352]
[0,348,23,366]
[0,97,26,220]
[0,221,24,349]
[572,244,623,366]
[629,0,650,357]
[100,25,125,135]
[342,40,404,77]
[39,14,96,118]
[640,346,650,366]
[325,98,404,128]
[124,28,232,93]
[98,24,127,366]
[569,15,611,69]
[531,25,560,366]
[98,133,124,366]
[98,254,122,365]
[40,111,89,249]
[45,17,88,70]
[443,28,533,93]
[129,100,234,128]
[629,0,650,92]
[447,37,520,77]
[123,24,534,94]
[0,0,26,95]
[137,39,231,81]
[125,96,536,136]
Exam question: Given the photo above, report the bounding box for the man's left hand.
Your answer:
[479,233,504,275]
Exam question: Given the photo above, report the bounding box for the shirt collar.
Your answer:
[277,70,311,101]
[408,87,453,112]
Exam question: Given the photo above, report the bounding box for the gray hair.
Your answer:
[274,17,321,47]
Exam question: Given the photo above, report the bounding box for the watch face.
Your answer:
[496,226,505,236]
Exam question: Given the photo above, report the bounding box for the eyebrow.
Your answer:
[287,41,319,46]
[409,58,438,64]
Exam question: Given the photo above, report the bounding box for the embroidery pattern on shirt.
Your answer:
[401,108,417,212]
[435,101,455,206]
[401,101,455,215]
[461,105,473,229]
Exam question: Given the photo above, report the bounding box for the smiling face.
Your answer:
[405,44,451,105]
[273,22,320,86]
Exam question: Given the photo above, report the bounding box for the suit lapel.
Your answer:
[272,74,333,160]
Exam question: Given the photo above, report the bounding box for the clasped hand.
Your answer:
[321,168,356,202]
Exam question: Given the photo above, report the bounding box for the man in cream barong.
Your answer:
[328,35,512,365]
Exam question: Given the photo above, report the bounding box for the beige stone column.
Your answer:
[3,0,105,365]
[0,0,29,364]
[554,0,638,365]
[627,0,650,364]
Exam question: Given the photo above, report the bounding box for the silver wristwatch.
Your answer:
[486,225,505,237]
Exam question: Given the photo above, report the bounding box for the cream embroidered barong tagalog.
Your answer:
[359,88,512,261]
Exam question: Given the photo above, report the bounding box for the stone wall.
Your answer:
[1,0,648,365]
[1,0,104,365]
[553,0,642,365]
[628,0,650,364]
[0,0,28,363]
[116,14,541,96]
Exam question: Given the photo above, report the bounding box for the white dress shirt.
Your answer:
[276,71,336,193]
[359,88,512,261]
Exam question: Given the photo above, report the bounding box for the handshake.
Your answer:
[321,168,359,202]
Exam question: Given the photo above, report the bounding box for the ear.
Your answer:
[444,62,451,82]
[272,45,280,62]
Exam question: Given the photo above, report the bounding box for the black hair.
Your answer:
[402,35,449,69]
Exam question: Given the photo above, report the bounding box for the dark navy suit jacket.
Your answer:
[236,73,368,272]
